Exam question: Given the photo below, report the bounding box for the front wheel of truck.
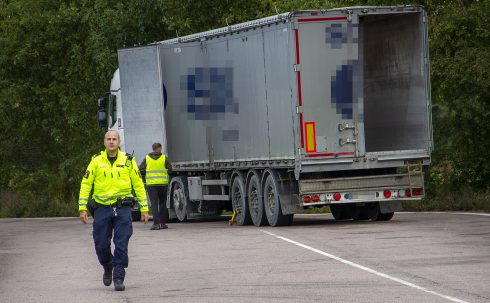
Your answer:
[171,177,188,222]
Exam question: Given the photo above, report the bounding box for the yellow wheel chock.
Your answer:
[229,210,238,225]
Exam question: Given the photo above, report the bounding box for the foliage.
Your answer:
[429,0,490,190]
[0,0,488,217]
[0,0,273,217]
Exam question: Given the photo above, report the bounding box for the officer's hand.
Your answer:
[141,212,149,224]
[80,211,88,224]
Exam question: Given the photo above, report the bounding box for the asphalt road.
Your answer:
[0,212,489,303]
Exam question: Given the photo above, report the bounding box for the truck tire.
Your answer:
[231,174,252,226]
[378,212,395,221]
[348,204,370,220]
[367,202,395,221]
[330,204,351,220]
[263,174,294,227]
[247,171,268,227]
[171,177,188,222]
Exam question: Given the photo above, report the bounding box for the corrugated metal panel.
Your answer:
[160,23,297,168]
[118,45,166,164]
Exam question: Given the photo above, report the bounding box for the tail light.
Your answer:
[312,195,320,202]
[383,190,392,198]
[333,193,341,201]
[405,189,412,197]
[413,188,423,196]
[303,196,311,203]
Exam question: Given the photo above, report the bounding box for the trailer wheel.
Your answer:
[378,212,395,221]
[348,204,370,221]
[231,174,252,226]
[367,203,394,221]
[330,204,351,220]
[247,172,268,227]
[171,179,188,222]
[263,174,294,227]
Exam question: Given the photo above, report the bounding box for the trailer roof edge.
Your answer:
[155,5,424,46]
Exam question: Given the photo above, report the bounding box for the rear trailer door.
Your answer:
[294,8,431,166]
[118,45,167,163]
[294,14,364,160]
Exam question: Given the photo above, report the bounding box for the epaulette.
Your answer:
[91,151,102,159]
[125,152,134,167]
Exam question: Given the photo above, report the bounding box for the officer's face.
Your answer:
[104,131,120,153]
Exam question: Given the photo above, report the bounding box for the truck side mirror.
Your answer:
[98,97,107,108]
[97,109,108,130]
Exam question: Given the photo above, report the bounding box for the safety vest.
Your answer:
[145,154,169,185]
[78,150,148,212]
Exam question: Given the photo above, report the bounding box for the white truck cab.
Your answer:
[97,69,126,151]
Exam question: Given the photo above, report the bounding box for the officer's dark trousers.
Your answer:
[147,185,169,224]
[92,205,133,281]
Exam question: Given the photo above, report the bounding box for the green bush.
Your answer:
[1,0,489,217]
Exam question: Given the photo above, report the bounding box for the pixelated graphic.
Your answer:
[180,67,238,120]
[180,67,239,141]
[325,23,358,49]
[331,60,359,119]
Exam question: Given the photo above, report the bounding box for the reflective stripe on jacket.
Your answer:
[145,154,169,185]
[78,150,149,212]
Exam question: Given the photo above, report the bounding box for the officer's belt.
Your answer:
[95,198,135,208]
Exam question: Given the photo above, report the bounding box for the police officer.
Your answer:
[139,142,171,230]
[78,130,149,291]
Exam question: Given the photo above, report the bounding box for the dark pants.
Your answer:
[92,205,133,281]
[147,185,169,224]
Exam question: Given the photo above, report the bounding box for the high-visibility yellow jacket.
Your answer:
[145,155,169,185]
[78,150,148,212]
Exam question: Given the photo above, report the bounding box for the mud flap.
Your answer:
[279,193,304,215]
[379,201,402,213]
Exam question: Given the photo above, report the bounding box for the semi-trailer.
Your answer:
[97,5,432,226]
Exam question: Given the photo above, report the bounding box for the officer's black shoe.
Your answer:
[103,268,112,286]
[114,279,125,291]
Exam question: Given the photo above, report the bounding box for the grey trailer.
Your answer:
[103,5,431,226]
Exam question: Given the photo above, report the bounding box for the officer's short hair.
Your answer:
[105,130,120,140]
[152,142,162,151]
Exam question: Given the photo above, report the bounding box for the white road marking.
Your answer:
[399,212,490,217]
[262,230,469,303]
[295,212,490,218]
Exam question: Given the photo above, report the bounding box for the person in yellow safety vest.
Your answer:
[78,130,149,291]
[139,142,172,230]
